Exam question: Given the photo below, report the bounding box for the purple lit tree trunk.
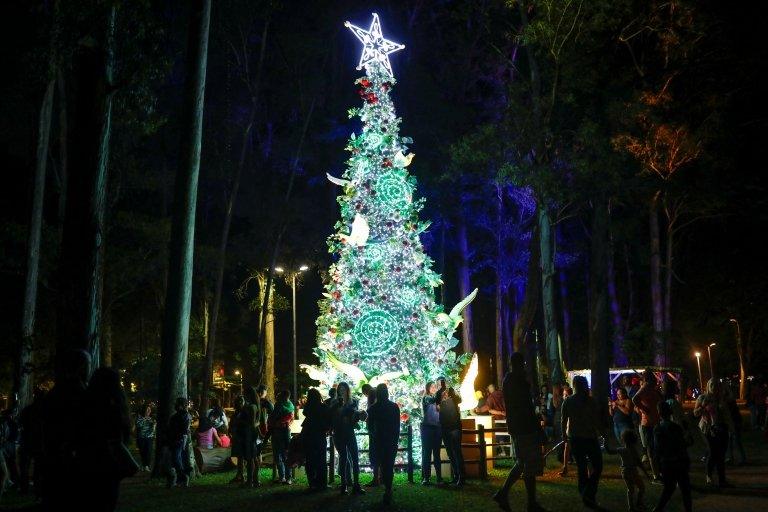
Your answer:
[664,223,673,334]
[57,4,116,370]
[624,244,635,333]
[495,183,504,384]
[589,199,610,428]
[649,191,666,365]
[456,215,475,353]
[157,0,211,463]
[608,220,627,366]
[558,268,571,369]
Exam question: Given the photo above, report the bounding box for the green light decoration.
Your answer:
[353,310,400,356]
[305,13,477,422]
[376,171,412,211]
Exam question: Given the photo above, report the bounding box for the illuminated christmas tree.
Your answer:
[302,13,477,419]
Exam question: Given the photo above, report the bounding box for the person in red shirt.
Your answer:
[474,384,506,420]
[632,369,662,481]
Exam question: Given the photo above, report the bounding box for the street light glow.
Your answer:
[234,370,240,375]
[275,267,284,273]
[709,342,716,347]
[299,265,309,271]
[695,352,701,357]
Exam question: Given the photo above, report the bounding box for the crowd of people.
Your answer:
[1,350,765,511]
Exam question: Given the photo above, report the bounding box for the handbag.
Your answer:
[107,439,141,479]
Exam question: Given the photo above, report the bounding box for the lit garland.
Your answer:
[304,13,477,422]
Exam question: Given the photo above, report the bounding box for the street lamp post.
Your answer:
[730,318,747,400]
[707,342,716,381]
[276,265,308,402]
[694,352,704,393]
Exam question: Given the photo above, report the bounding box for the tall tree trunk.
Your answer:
[101,308,113,367]
[157,0,211,463]
[513,227,540,353]
[589,199,611,430]
[56,69,68,241]
[456,215,475,353]
[265,281,275,401]
[57,4,116,372]
[664,223,673,334]
[503,292,513,368]
[538,205,563,385]
[623,244,635,333]
[608,221,627,366]
[558,268,571,369]
[495,183,504,383]
[17,79,55,408]
[201,295,209,354]
[649,191,665,365]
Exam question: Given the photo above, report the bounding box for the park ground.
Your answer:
[2,427,768,512]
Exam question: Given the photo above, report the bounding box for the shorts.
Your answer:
[513,432,544,476]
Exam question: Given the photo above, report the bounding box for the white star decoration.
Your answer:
[345,13,404,77]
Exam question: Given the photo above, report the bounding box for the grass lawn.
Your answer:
[3,429,767,511]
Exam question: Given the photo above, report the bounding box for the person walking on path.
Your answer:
[367,383,401,505]
[331,382,365,495]
[269,389,295,484]
[561,375,606,509]
[653,401,693,512]
[632,370,662,481]
[420,381,442,485]
[438,387,464,487]
[493,353,546,512]
[136,403,156,471]
[229,395,246,484]
[302,388,330,491]
[694,378,732,488]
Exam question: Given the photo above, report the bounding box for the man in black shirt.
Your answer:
[493,353,545,512]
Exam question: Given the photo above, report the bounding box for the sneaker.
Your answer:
[283,479,293,485]
[340,485,349,495]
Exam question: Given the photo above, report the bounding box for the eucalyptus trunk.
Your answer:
[156,0,211,462]
[649,191,665,365]
[538,205,563,385]
[17,79,55,408]
[456,216,475,353]
[608,224,626,366]
[589,199,611,430]
[558,268,571,368]
[664,224,673,333]
[513,227,540,353]
[57,4,116,371]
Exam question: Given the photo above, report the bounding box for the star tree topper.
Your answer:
[345,13,404,77]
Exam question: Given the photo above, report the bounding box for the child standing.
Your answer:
[617,430,650,512]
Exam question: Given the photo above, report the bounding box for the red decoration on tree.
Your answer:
[360,79,371,88]
[332,291,341,301]
[382,82,391,91]
[400,412,409,422]
[382,158,392,168]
